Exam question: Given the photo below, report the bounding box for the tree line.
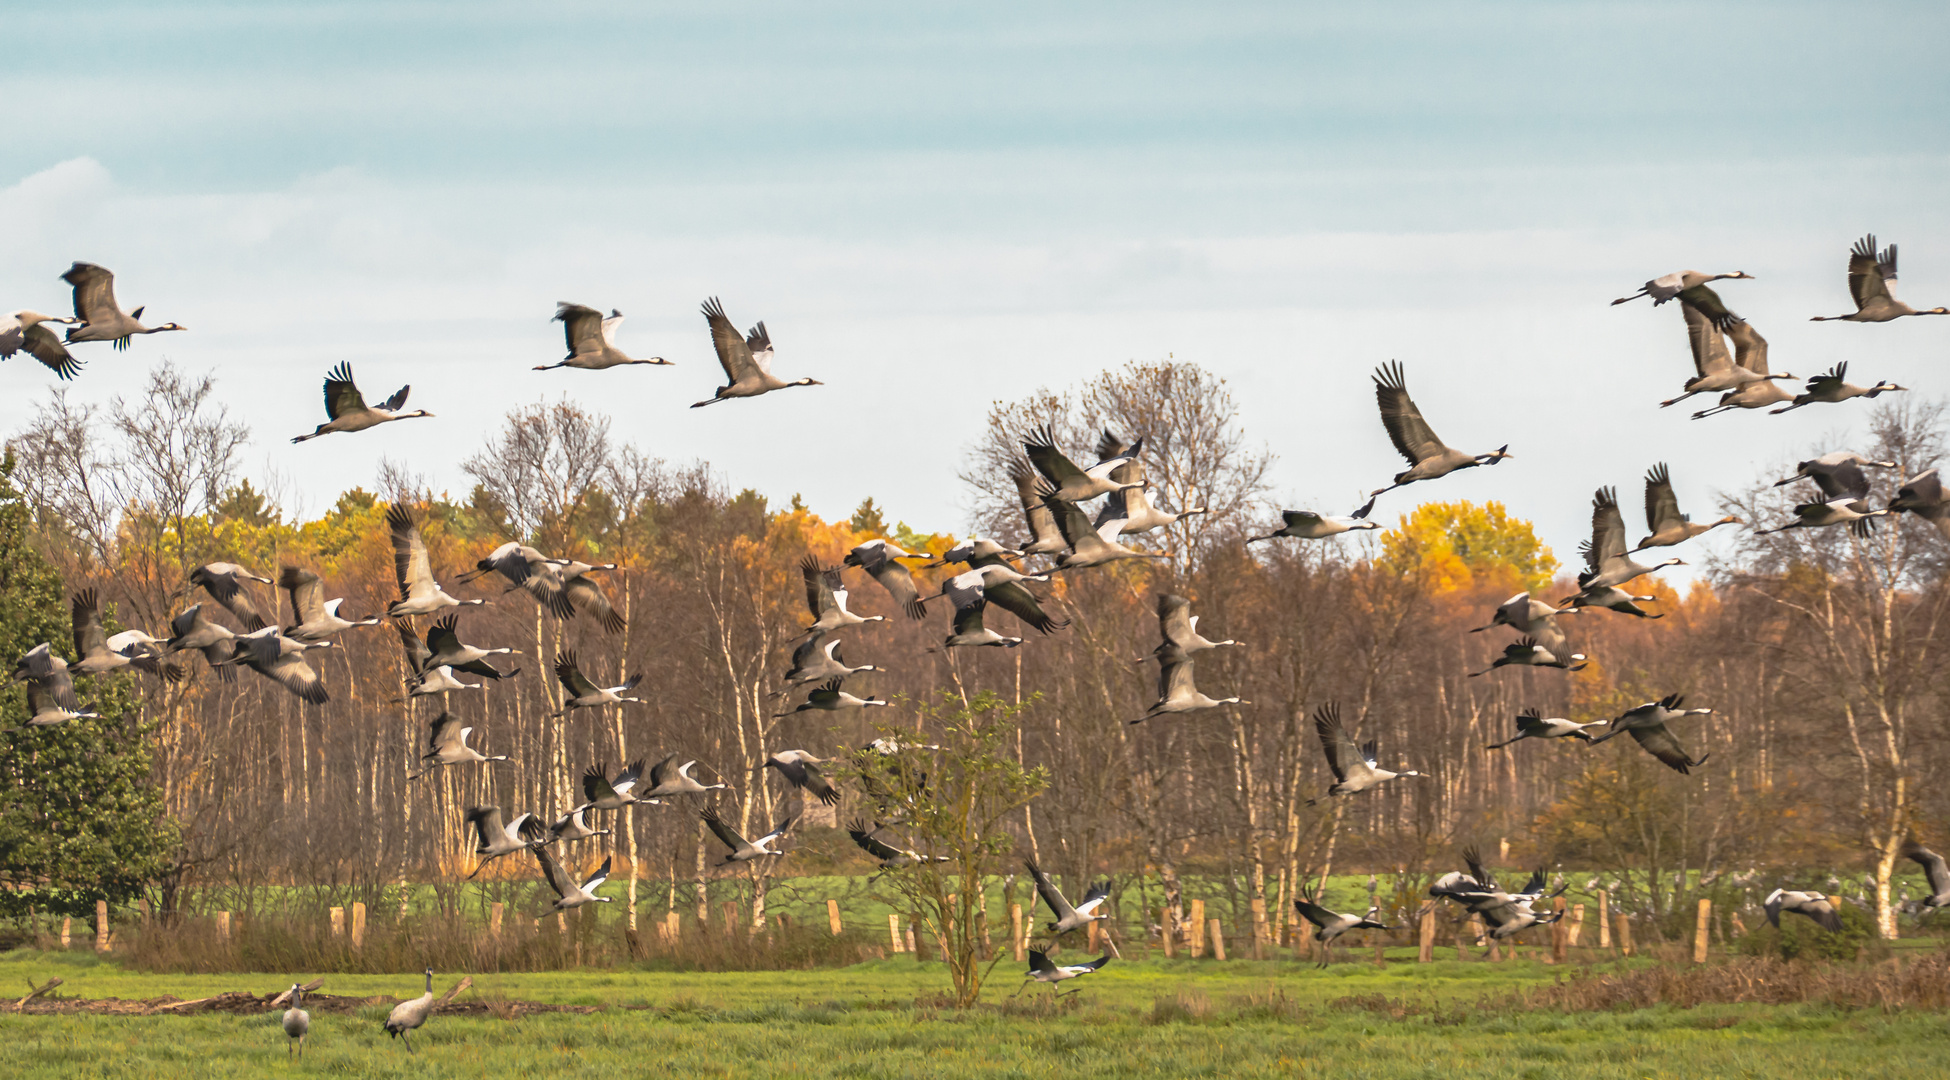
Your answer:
[3,359,1946,946]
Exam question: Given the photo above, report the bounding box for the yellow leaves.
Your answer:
[1376,500,1558,594]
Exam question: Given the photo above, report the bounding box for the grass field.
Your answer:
[4,948,1948,1078]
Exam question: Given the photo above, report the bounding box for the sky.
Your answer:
[3,1,1948,574]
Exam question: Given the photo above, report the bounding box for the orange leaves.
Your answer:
[1376,500,1558,596]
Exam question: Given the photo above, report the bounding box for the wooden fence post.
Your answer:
[1009,903,1024,961]
[1614,912,1633,957]
[1693,898,1712,963]
[95,900,110,952]
[351,902,367,950]
[666,910,681,942]
[1597,893,1611,948]
[61,917,71,949]
[1208,918,1226,961]
[1550,898,1567,964]
[1418,907,1435,963]
[907,922,921,960]
[329,907,345,939]
[1250,897,1268,960]
[1160,908,1176,959]
[214,910,231,945]
[888,913,905,952]
[489,903,504,939]
[1087,919,1102,954]
[1188,899,1206,958]
[827,899,843,936]
[1569,904,1585,947]
[721,901,739,936]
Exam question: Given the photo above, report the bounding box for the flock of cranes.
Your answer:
[5,232,1950,1034]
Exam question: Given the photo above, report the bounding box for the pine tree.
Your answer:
[0,452,175,918]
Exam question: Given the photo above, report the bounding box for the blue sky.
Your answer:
[3,2,1948,566]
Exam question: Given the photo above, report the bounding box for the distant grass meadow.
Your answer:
[5,943,1950,1078]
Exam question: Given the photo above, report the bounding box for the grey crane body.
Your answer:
[1486,708,1602,748]
[847,818,947,874]
[557,562,626,634]
[1557,585,1662,619]
[536,302,670,370]
[282,984,310,1057]
[1249,508,1379,543]
[925,536,1017,568]
[776,676,887,717]
[1469,592,1575,655]
[292,363,431,442]
[1658,289,1786,407]
[1009,461,1072,557]
[463,805,546,878]
[1025,859,1111,936]
[1765,889,1843,932]
[1772,361,1906,415]
[223,626,332,704]
[1811,235,1948,322]
[1131,648,1244,723]
[1612,269,1752,307]
[60,262,185,349]
[702,808,798,864]
[691,297,818,406]
[1690,317,1791,418]
[1901,843,1950,915]
[549,651,641,715]
[386,506,486,617]
[1041,494,1167,570]
[1292,887,1389,966]
[70,589,179,680]
[2,309,83,379]
[764,750,840,805]
[1775,451,1897,491]
[279,566,382,641]
[641,753,727,799]
[1091,429,1202,533]
[1579,487,1683,590]
[422,614,518,671]
[957,551,1068,633]
[1889,469,1950,542]
[1309,701,1419,801]
[930,562,1048,603]
[573,759,652,813]
[1156,593,1237,654]
[1470,636,1586,676]
[1366,361,1511,503]
[461,542,573,618]
[1635,463,1739,549]
[411,712,510,779]
[780,633,878,688]
[1589,694,1713,774]
[1760,457,1888,537]
[1023,424,1145,504]
[384,969,436,1052]
[800,555,883,635]
[1014,950,1110,997]
[943,596,1022,649]
[844,540,929,620]
[165,604,241,678]
[534,850,612,913]
[548,807,610,843]
[189,562,272,631]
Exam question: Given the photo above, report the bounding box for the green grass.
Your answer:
[3,950,1949,1078]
